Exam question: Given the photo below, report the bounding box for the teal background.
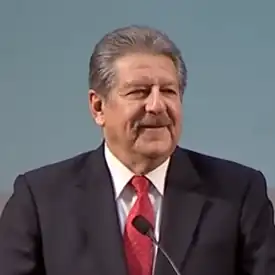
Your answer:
[0,0,274,193]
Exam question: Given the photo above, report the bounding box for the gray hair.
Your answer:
[88,25,187,97]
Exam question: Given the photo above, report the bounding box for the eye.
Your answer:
[161,88,177,95]
[128,88,150,98]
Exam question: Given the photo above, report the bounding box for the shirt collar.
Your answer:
[104,143,170,199]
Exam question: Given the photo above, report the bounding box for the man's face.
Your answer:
[89,53,182,162]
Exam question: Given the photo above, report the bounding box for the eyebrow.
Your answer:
[123,78,178,89]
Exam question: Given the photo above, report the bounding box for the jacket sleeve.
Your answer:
[0,175,45,275]
[240,170,275,275]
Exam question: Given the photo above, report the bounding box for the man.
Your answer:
[0,25,274,275]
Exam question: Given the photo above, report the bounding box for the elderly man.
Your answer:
[0,25,275,275]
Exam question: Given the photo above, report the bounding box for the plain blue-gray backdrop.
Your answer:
[0,0,274,193]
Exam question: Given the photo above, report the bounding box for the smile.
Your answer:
[141,125,167,128]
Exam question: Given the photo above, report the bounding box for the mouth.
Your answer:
[140,125,168,129]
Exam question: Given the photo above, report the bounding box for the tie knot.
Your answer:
[130,175,150,195]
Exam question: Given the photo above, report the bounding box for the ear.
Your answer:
[88,89,105,127]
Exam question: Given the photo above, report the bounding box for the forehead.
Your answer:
[114,53,179,87]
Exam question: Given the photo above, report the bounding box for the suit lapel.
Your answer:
[75,144,206,275]
[155,147,207,275]
[76,143,128,275]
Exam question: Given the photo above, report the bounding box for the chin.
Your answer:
[138,140,174,159]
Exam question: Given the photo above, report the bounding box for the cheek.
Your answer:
[168,102,182,123]
[106,110,137,133]
[123,105,144,128]
[167,104,182,138]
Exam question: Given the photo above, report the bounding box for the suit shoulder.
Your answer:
[18,150,95,190]
[177,147,266,195]
[181,147,259,176]
[27,151,92,174]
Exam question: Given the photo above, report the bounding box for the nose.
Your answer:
[145,86,166,114]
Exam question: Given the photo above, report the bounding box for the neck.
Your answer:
[124,156,168,175]
[104,141,170,175]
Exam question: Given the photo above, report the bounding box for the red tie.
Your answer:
[123,175,155,275]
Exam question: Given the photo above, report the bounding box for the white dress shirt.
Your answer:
[104,143,170,266]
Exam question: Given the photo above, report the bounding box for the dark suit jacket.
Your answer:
[1,144,275,275]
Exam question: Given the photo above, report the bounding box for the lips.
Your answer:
[143,125,165,128]
[138,117,171,129]
[140,124,168,129]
